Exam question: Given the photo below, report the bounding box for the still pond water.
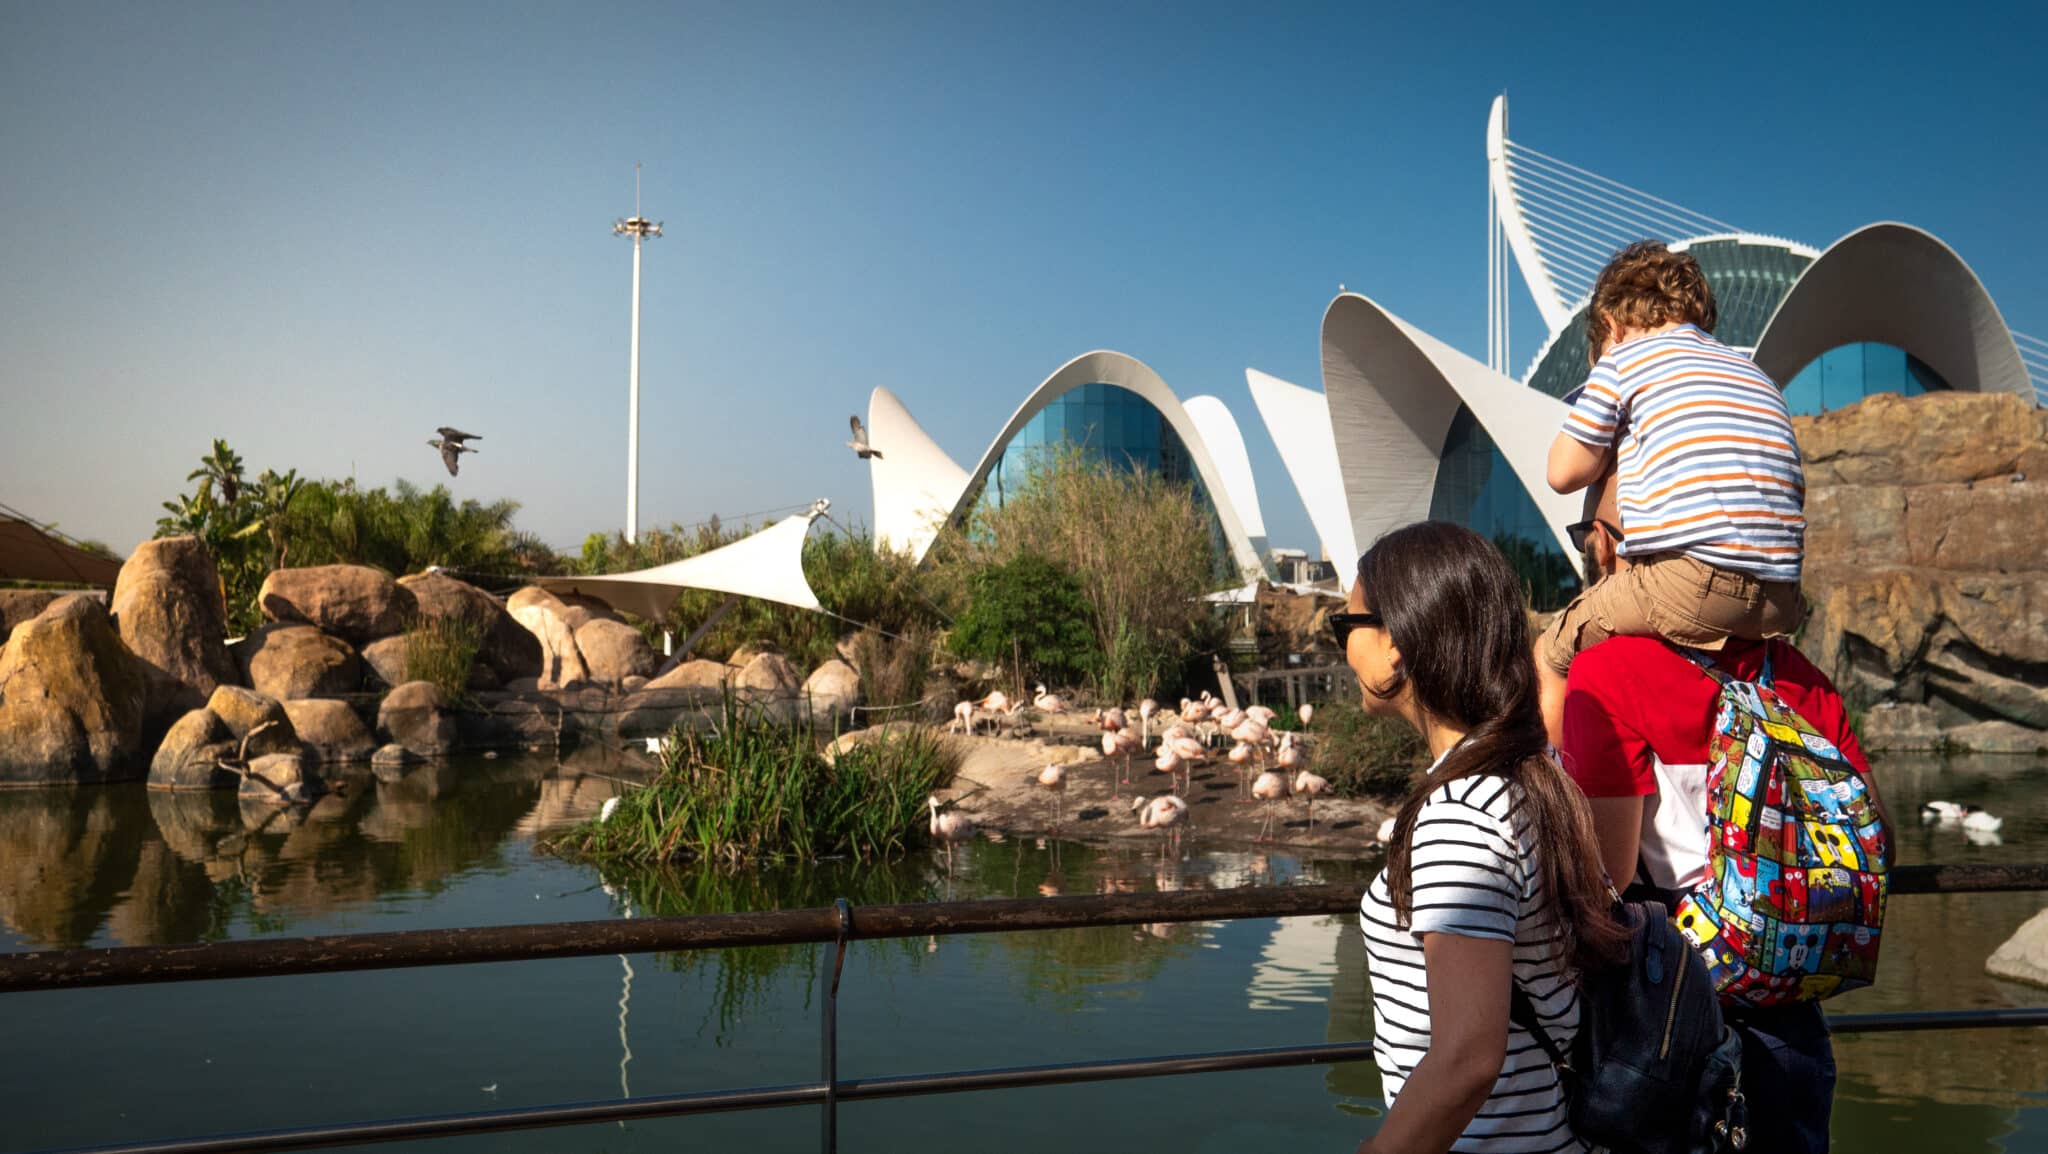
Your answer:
[4,749,2048,1153]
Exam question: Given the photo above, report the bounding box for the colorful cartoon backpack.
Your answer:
[1669,642,1889,1007]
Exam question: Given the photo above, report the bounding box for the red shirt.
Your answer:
[1559,636,1872,890]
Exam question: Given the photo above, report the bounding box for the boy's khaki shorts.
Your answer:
[1537,551,1805,676]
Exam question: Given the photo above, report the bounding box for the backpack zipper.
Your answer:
[1659,953,1688,1061]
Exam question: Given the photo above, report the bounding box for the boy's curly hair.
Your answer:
[1585,241,1717,365]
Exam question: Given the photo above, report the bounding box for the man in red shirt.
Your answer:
[1559,469,1888,1154]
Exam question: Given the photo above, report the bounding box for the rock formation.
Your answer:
[0,595,152,784]
[804,659,863,722]
[281,698,376,764]
[148,707,238,790]
[234,623,363,700]
[377,680,458,757]
[398,571,541,681]
[1795,391,2048,751]
[258,565,416,646]
[506,587,592,689]
[110,535,238,715]
[0,590,65,646]
[575,618,659,683]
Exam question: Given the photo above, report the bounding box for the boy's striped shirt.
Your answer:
[1562,324,1804,582]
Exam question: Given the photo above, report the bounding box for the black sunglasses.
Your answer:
[1566,518,1623,553]
[1329,611,1383,649]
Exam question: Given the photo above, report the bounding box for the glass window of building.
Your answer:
[1427,406,1581,610]
[1780,342,1947,415]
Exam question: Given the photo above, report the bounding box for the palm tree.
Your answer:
[252,468,304,571]
[189,439,247,507]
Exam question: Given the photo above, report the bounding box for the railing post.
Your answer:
[821,898,854,1154]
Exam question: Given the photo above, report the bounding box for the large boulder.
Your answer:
[148,707,239,790]
[204,686,301,758]
[1988,907,2048,988]
[734,652,801,699]
[109,536,238,714]
[0,595,152,783]
[804,659,863,722]
[281,698,376,764]
[575,618,658,684]
[239,752,324,806]
[359,635,412,689]
[399,572,541,679]
[506,587,592,690]
[0,590,64,647]
[259,565,416,645]
[646,659,732,692]
[377,680,458,757]
[235,624,363,700]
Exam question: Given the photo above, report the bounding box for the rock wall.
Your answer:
[1794,391,2048,752]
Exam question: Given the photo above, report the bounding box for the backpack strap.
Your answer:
[1507,984,1572,1080]
[1667,640,1775,689]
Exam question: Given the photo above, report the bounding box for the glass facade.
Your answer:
[1780,342,1947,415]
[1525,238,1815,400]
[1427,406,1581,610]
[981,382,1233,574]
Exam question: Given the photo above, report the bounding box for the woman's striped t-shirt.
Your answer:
[1360,772,1587,1154]
[1561,324,1804,583]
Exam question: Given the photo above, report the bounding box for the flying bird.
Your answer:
[437,427,481,445]
[847,415,883,459]
[428,438,478,476]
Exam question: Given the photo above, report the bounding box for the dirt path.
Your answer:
[853,714,1396,857]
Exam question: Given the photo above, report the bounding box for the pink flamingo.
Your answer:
[927,795,977,872]
[1131,794,1190,858]
[1038,764,1067,828]
[1227,740,1256,801]
[1102,731,1127,797]
[1096,706,1126,732]
[1139,698,1158,746]
[1112,728,1140,785]
[1251,771,1290,841]
[1297,702,1315,727]
[1033,684,1068,714]
[1293,769,1331,834]
[951,700,978,735]
[1245,705,1277,726]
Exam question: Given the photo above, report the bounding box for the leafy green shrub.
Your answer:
[1304,699,1429,800]
[403,611,486,705]
[551,704,958,867]
[950,553,1096,689]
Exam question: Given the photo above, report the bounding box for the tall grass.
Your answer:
[553,703,958,867]
[1302,699,1430,800]
[402,610,485,704]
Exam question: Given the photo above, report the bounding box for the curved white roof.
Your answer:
[1751,221,2032,400]
[867,352,1267,579]
[865,386,972,563]
[1183,394,1268,548]
[1321,293,1582,572]
[1245,368,1357,573]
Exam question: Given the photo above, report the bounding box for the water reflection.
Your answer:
[0,747,648,951]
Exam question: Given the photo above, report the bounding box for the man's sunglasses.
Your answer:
[1566,519,1623,554]
[1328,611,1383,649]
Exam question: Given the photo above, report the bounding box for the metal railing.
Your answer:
[8,862,2048,1154]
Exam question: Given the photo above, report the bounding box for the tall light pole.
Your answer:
[613,164,662,544]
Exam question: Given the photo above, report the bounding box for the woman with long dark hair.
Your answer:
[1346,522,1627,1154]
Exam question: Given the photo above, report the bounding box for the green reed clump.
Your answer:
[1304,699,1430,800]
[402,610,486,705]
[555,705,957,867]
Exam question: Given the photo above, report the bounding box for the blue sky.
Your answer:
[4,1,2043,558]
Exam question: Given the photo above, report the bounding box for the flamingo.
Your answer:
[1096,706,1126,732]
[1139,698,1158,746]
[1292,769,1331,833]
[951,700,978,735]
[1245,705,1277,726]
[927,795,977,871]
[1376,817,1396,845]
[1131,794,1190,857]
[1033,684,1068,714]
[1102,731,1126,797]
[980,690,1011,715]
[1297,703,1315,727]
[1038,764,1067,828]
[1251,770,1290,841]
[1227,740,1255,801]
[1112,728,1140,786]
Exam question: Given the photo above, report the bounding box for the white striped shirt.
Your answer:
[1360,772,1588,1153]
[1561,324,1805,583]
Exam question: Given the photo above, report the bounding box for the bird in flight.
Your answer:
[846,415,882,460]
[428,436,478,476]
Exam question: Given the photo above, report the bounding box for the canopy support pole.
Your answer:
[678,596,743,662]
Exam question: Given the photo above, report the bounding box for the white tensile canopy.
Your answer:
[535,503,828,621]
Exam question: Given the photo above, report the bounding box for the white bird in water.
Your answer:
[927,795,977,871]
[1923,801,2001,831]
[846,415,883,459]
